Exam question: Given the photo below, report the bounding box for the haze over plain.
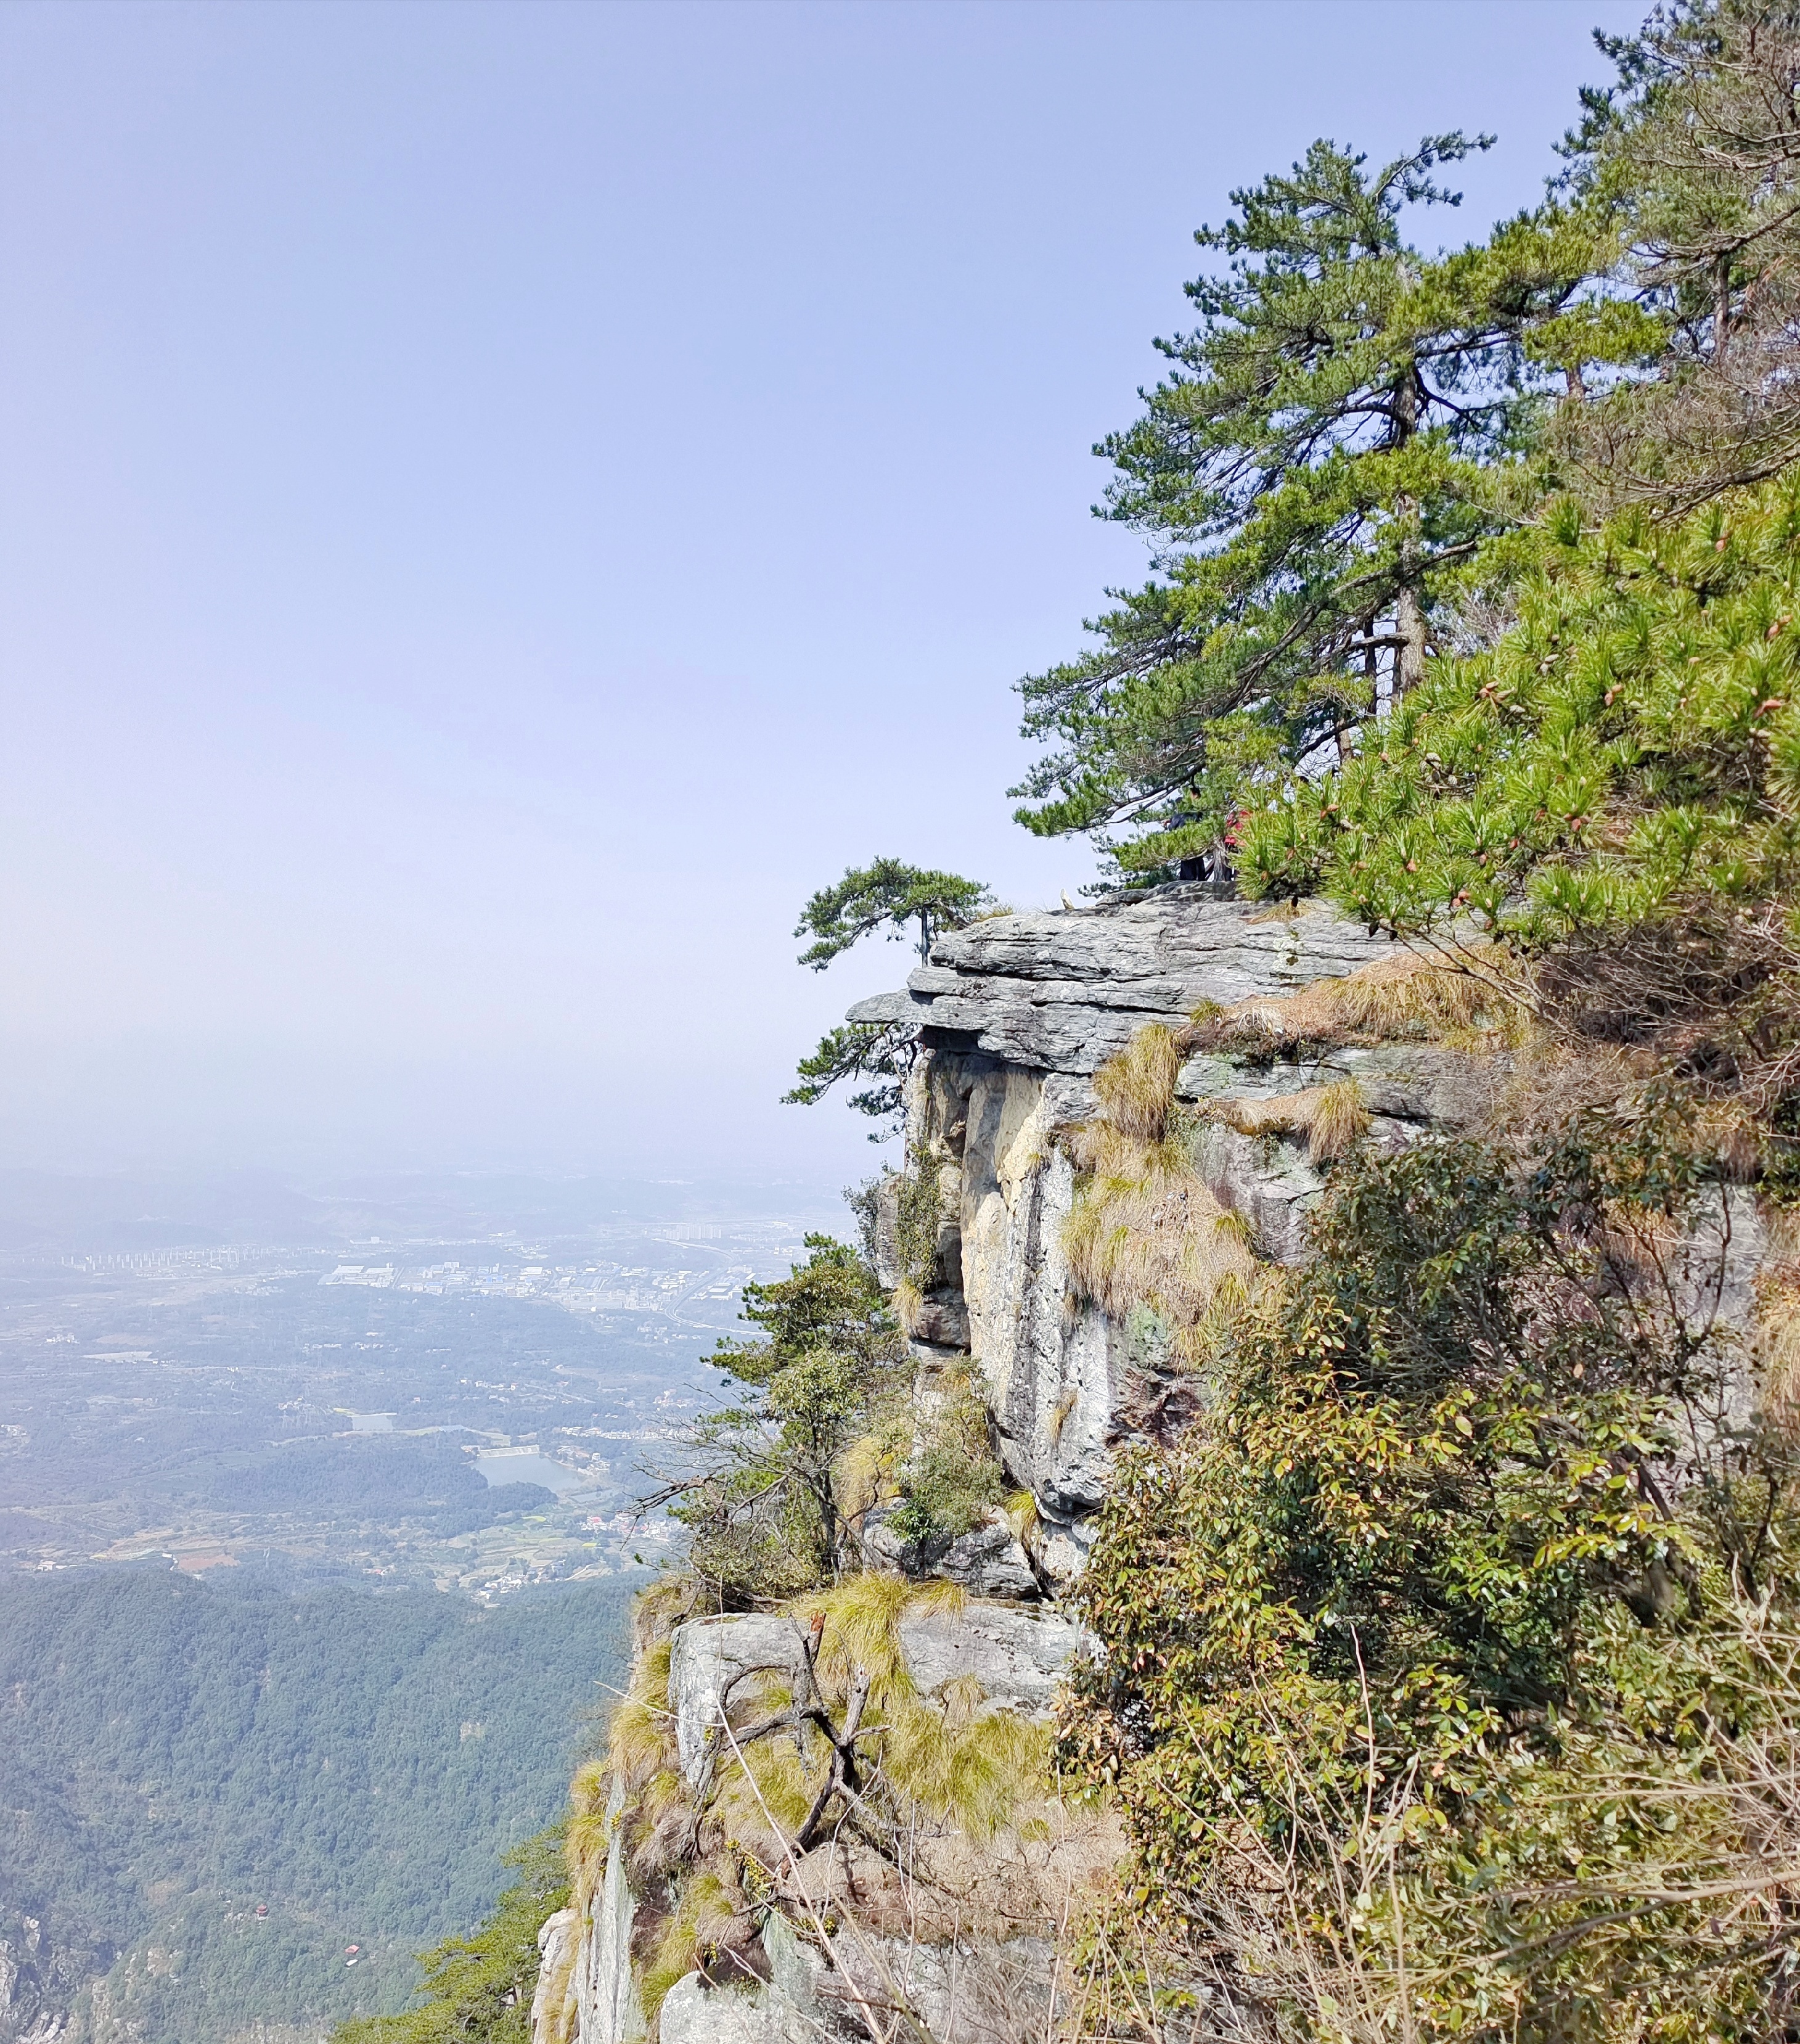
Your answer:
[0,0,1644,1184]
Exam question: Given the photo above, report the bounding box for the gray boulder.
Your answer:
[898,1603,1092,1715]
[931,1515,1038,1599]
[656,1913,845,2044]
[666,1614,811,1789]
[906,891,1397,1075]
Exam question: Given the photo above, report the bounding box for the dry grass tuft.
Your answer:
[1193,945,1513,1055]
[607,1638,675,1794]
[1306,1078,1373,1160]
[565,1626,685,1908]
[1091,1022,1186,1141]
[833,1427,898,1530]
[793,1569,961,1708]
[1062,1024,1269,1349]
[780,1574,1052,1843]
[1064,1168,1261,1326]
[563,1759,614,1915]
[1762,1287,1800,1438]
[891,1276,925,1336]
[638,1870,732,2024]
[1208,1079,1372,1163]
[1692,1099,1768,1182]
[1002,1488,1041,1546]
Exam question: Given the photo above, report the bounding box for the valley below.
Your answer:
[0,1167,840,2043]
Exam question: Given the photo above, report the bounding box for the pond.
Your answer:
[473,1447,586,1493]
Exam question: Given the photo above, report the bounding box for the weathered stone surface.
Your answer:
[907,892,1399,1074]
[854,893,1515,1587]
[0,1908,96,2044]
[657,1974,809,2044]
[897,1604,1092,1714]
[529,1908,576,2043]
[825,1935,1058,2044]
[845,988,926,1028]
[908,1292,969,1347]
[567,1775,645,2044]
[931,1514,1039,1599]
[655,1905,846,2043]
[667,1614,811,1789]
[854,1511,1038,1598]
[869,1170,902,1291]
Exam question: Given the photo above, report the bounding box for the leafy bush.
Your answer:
[888,1369,1007,1548]
[1066,1109,1797,2042]
[657,1236,907,1603]
[1244,478,1800,949]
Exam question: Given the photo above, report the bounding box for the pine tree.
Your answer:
[1013,137,1603,881]
[787,858,991,1135]
[1558,1,1800,504]
[795,858,991,969]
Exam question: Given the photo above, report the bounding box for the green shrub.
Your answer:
[1067,1110,1796,2042]
[665,1237,907,1603]
[888,1370,1007,1548]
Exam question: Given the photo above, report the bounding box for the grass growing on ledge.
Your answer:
[1063,1023,1263,1357]
[1205,1077,1372,1162]
[1190,945,1511,1056]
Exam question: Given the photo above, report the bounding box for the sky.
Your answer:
[0,0,1648,1190]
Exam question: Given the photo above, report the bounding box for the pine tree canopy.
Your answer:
[1012,137,1614,880]
[795,858,991,969]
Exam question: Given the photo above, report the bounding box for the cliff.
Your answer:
[531,887,1531,2044]
[853,889,1495,1587]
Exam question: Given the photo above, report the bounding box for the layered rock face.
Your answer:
[862,889,1483,1584]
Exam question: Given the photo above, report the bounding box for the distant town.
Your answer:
[0,1190,841,1599]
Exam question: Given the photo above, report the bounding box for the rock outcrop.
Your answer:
[862,889,1494,1584]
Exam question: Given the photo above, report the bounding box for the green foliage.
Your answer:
[1554,4,1800,506]
[0,1572,631,2044]
[1012,136,1603,877]
[1017,14,1800,2035]
[1243,475,1800,945]
[1007,5,1800,879]
[331,1831,566,2044]
[1067,1110,1795,2042]
[1236,470,1800,1150]
[782,1017,915,1133]
[663,1237,907,1601]
[787,858,987,1131]
[893,1142,946,1295]
[795,857,991,969]
[887,1369,1007,1549]
[712,1234,898,1388]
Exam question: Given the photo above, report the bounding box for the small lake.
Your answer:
[474,1447,586,1493]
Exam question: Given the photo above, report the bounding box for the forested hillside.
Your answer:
[0,1571,631,2043]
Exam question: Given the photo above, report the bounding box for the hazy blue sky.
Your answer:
[0,0,1644,1186]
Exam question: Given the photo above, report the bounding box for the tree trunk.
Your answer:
[1391,370,1427,695]
[1341,628,1377,757]
[1395,584,1427,696]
